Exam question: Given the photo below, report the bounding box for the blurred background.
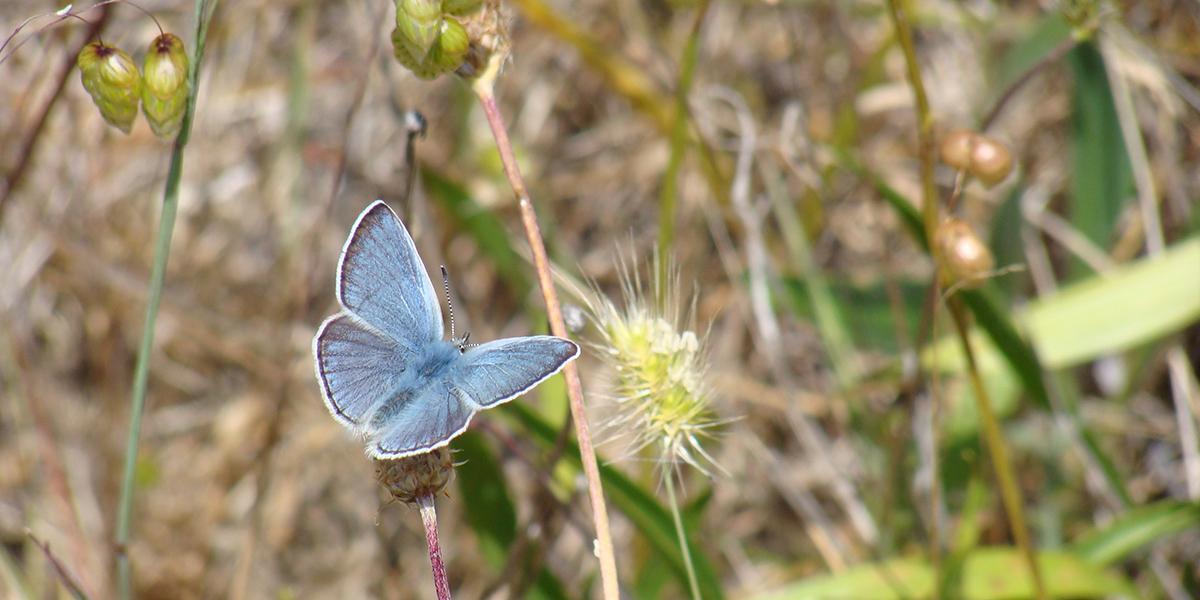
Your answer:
[1,0,1199,598]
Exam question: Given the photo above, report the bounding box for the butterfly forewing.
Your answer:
[449,336,580,408]
[337,200,443,349]
[313,313,410,427]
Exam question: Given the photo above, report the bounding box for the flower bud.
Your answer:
[375,447,454,504]
[968,135,1013,187]
[141,33,190,139]
[939,128,976,171]
[935,218,994,289]
[77,41,142,133]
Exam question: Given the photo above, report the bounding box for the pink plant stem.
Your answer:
[475,84,621,600]
[418,494,452,600]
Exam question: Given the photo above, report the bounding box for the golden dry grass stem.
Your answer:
[470,61,621,600]
[658,0,711,274]
[885,1,1046,598]
[1102,35,1200,499]
[509,0,729,207]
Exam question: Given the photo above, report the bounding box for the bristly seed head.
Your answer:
[578,253,723,478]
[375,447,455,504]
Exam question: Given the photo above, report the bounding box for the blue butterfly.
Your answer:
[313,200,579,458]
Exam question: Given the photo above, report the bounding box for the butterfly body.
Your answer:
[313,201,579,459]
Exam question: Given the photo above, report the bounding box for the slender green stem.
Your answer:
[948,299,1046,599]
[664,469,701,600]
[885,2,1044,598]
[658,0,711,287]
[115,2,218,597]
[885,0,937,243]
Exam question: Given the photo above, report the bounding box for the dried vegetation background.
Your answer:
[1,0,1199,598]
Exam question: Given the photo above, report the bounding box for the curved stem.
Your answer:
[115,2,218,597]
[418,494,452,600]
[471,68,620,600]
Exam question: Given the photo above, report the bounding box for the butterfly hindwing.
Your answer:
[368,379,477,458]
[336,200,443,350]
[313,313,410,428]
[449,336,580,408]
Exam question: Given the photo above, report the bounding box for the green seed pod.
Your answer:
[77,41,142,134]
[442,0,484,17]
[141,33,190,139]
[395,0,444,60]
[392,18,468,79]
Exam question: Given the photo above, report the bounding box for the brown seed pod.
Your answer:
[935,217,994,289]
[375,447,454,504]
[969,135,1013,187]
[939,128,976,171]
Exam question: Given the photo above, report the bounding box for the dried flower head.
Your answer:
[77,40,142,133]
[141,33,190,139]
[577,255,722,477]
[375,447,455,504]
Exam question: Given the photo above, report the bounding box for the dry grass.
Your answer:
[2,0,1199,598]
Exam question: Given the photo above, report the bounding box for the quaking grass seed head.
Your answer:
[375,447,455,505]
[77,41,142,133]
[390,0,507,81]
[579,255,722,477]
[141,33,190,139]
[935,217,994,290]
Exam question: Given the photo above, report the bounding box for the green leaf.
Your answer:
[1024,237,1200,368]
[1073,501,1200,566]
[1067,41,1133,277]
[420,167,532,297]
[502,402,726,599]
[453,432,569,600]
[752,549,1132,599]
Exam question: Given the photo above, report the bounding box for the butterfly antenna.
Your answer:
[440,265,455,341]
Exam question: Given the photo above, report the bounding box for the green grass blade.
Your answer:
[420,167,532,297]
[1067,42,1133,278]
[1073,501,1200,566]
[753,549,1133,600]
[453,432,569,600]
[502,402,726,599]
[1025,237,1200,367]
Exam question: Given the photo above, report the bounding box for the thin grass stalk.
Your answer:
[417,495,452,600]
[115,2,218,597]
[469,60,620,600]
[884,1,1045,597]
[947,299,1045,598]
[658,0,711,278]
[664,469,701,600]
